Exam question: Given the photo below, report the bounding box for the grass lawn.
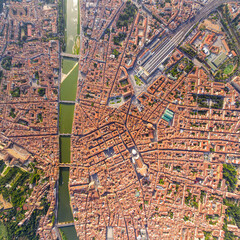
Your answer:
[2,166,9,176]
[224,64,233,75]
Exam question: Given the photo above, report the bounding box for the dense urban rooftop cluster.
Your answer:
[64,0,240,239]
[142,0,200,30]
[0,0,60,238]
[1,0,240,239]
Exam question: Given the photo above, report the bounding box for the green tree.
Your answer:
[38,88,46,97]
[223,164,237,192]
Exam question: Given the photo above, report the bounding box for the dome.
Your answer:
[132,149,137,155]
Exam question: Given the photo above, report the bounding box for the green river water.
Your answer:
[62,59,76,74]
[57,0,79,239]
[60,61,78,101]
[58,168,73,222]
[60,226,78,240]
[60,136,71,163]
[59,104,75,134]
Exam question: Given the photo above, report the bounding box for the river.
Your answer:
[57,0,79,238]
[64,0,79,54]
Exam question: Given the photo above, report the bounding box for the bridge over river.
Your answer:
[56,221,75,228]
[60,100,76,104]
[61,52,80,60]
